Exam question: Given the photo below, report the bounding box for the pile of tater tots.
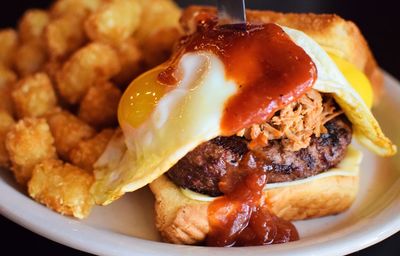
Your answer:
[0,0,182,219]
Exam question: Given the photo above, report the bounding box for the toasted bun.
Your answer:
[149,174,358,245]
[148,8,367,245]
[180,6,383,101]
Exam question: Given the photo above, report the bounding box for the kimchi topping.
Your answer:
[237,90,343,151]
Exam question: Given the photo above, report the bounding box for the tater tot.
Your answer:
[78,81,121,128]
[112,37,142,86]
[0,110,15,168]
[5,118,57,185]
[0,65,17,115]
[135,0,181,43]
[0,64,17,86]
[45,14,87,60]
[69,129,114,171]
[56,42,121,104]
[12,73,57,118]
[47,110,95,159]
[28,159,94,219]
[141,27,181,68]
[50,0,103,18]
[18,9,50,43]
[0,29,18,68]
[43,60,62,84]
[85,0,142,45]
[14,40,47,77]
[0,64,17,87]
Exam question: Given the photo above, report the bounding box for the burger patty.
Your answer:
[167,115,352,196]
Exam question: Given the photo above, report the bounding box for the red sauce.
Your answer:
[158,19,317,136]
[206,152,299,247]
[158,17,313,247]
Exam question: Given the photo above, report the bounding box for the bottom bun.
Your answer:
[149,173,359,245]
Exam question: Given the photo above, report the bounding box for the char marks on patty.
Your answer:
[167,115,352,196]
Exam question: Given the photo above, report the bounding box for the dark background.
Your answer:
[1,0,399,255]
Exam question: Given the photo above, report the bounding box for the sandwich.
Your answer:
[90,6,396,246]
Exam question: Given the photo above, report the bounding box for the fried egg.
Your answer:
[91,25,396,205]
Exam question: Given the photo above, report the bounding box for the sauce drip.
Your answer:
[206,152,299,247]
[158,19,317,136]
[159,17,314,246]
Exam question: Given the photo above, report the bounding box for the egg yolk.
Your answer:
[329,54,374,108]
[119,53,374,128]
[118,66,166,128]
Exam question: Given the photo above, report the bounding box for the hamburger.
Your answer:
[91,6,396,246]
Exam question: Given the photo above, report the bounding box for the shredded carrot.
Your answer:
[238,90,343,151]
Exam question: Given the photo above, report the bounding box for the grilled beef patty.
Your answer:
[167,115,352,196]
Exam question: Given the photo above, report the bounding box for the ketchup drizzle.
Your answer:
[158,19,317,136]
[206,152,299,247]
[158,16,316,247]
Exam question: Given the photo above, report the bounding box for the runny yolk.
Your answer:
[118,66,166,128]
[329,54,374,108]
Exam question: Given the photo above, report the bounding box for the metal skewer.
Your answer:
[217,0,247,24]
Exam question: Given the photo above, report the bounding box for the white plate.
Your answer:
[1,71,400,256]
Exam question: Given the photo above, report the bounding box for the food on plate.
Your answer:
[134,0,182,68]
[5,118,57,185]
[112,37,143,86]
[0,65,17,115]
[14,40,47,77]
[47,110,96,160]
[45,13,87,60]
[78,81,121,129]
[1,0,179,218]
[0,29,18,68]
[92,6,396,246]
[56,42,121,104]
[0,110,15,168]
[18,9,50,43]
[84,0,142,45]
[49,0,103,18]
[28,159,94,219]
[0,0,397,247]
[12,73,57,118]
[134,0,181,43]
[69,128,115,171]
[141,27,182,69]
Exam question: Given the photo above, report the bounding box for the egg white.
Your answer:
[92,52,237,204]
[91,25,395,205]
[283,27,396,157]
